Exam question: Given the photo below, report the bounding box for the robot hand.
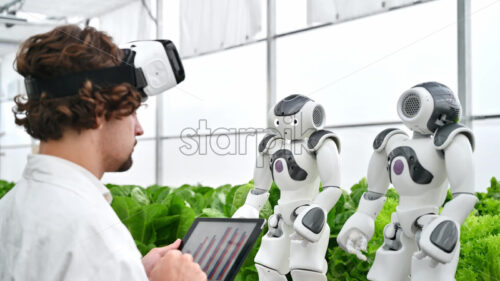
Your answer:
[382,222,402,251]
[337,212,374,261]
[232,204,260,219]
[293,204,326,242]
[345,230,368,261]
[415,214,460,267]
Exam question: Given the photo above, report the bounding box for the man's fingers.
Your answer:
[156,239,182,256]
[183,253,194,262]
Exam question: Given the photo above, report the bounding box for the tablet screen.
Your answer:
[180,218,265,281]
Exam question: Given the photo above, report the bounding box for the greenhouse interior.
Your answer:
[0,0,498,281]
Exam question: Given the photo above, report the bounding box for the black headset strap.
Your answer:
[25,64,147,99]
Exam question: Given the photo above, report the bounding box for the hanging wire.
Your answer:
[0,0,24,14]
[140,0,157,25]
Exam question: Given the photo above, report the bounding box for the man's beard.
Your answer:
[117,154,133,172]
[116,140,136,172]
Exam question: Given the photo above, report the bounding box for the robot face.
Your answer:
[397,82,461,134]
[269,95,325,140]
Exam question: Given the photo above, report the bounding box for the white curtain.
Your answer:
[307,0,431,25]
[98,0,156,45]
[180,0,262,57]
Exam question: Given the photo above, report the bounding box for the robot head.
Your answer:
[269,94,325,140]
[397,82,461,135]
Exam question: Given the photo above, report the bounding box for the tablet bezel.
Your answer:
[180,217,266,281]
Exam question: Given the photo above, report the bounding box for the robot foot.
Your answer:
[256,264,288,281]
[290,269,327,281]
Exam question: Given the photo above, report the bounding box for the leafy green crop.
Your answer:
[0,180,15,198]
[103,178,500,281]
[0,178,498,281]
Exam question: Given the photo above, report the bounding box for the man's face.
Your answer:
[100,112,144,172]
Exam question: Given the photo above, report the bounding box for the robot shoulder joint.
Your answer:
[434,123,474,151]
[258,134,280,154]
[373,128,408,152]
[307,129,340,153]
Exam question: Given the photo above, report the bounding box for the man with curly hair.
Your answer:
[0,25,206,281]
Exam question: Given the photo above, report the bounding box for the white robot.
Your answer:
[233,94,342,281]
[337,82,477,281]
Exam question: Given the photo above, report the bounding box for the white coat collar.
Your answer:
[22,154,113,204]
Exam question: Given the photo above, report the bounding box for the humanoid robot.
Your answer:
[233,94,342,281]
[337,82,477,281]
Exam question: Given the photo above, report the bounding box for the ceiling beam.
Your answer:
[0,38,21,44]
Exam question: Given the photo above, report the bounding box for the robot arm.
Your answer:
[417,133,477,265]
[294,138,342,242]
[441,133,477,223]
[337,129,407,260]
[314,138,342,210]
[336,150,388,260]
[232,140,274,219]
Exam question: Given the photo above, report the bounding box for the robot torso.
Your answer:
[384,134,448,211]
[266,138,320,204]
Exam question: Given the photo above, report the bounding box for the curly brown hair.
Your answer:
[13,25,142,141]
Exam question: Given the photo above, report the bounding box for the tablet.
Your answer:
[180,218,266,281]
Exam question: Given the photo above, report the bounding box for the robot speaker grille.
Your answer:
[402,93,421,118]
[313,106,324,126]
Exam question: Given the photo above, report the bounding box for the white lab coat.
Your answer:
[0,154,149,281]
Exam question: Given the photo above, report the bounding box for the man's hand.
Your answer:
[150,250,207,281]
[142,239,181,278]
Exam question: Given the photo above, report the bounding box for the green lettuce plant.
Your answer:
[0,177,498,280]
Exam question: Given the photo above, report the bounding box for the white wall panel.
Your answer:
[159,133,261,187]
[277,0,457,126]
[0,147,31,182]
[471,0,500,116]
[161,42,267,136]
[0,101,31,146]
[472,119,500,192]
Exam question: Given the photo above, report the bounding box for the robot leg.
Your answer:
[368,214,418,281]
[290,269,327,281]
[255,214,292,281]
[410,241,459,281]
[288,225,329,281]
[255,265,288,281]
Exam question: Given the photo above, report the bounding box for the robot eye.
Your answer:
[292,119,298,126]
[274,119,280,127]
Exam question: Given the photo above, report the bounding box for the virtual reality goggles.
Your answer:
[24,40,185,101]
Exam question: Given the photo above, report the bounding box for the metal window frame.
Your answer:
[458,0,472,128]
[155,0,164,184]
[151,0,476,185]
[0,0,483,183]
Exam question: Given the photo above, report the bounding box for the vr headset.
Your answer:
[24,40,185,101]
